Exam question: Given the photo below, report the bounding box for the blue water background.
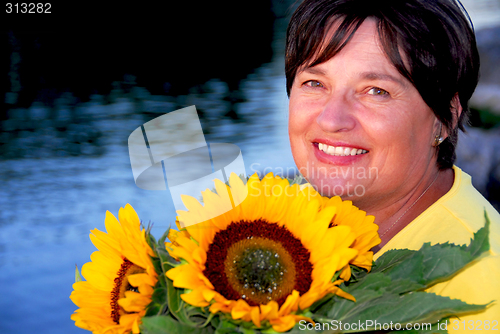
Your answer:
[1,1,499,333]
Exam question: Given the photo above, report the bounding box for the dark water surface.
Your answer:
[2,1,499,333]
[0,70,294,334]
[1,2,297,332]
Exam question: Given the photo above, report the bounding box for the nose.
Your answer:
[316,94,357,133]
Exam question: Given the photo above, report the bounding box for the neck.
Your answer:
[366,167,454,252]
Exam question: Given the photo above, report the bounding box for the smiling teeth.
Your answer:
[318,143,367,156]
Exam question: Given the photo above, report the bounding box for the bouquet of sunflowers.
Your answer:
[71,173,490,334]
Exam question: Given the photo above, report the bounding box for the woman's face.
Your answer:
[288,19,440,210]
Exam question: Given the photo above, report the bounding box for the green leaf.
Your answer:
[375,213,491,288]
[316,291,485,333]
[157,248,177,272]
[383,278,424,295]
[347,265,369,282]
[145,223,158,251]
[312,215,491,333]
[151,256,164,278]
[214,319,240,334]
[371,249,416,275]
[467,211,491,258]
[313,271,488,333]
[145,273,170,316]
[383,251,425,284]
[419,242,473,286]
[158,227,171,246]
[364,292,485,328]
[144,303,162,317]
[316,273,395,320]
[165,277,210,327]
[141,315,215,334]
[166,277,183,317]
[75,264,83,283]
[288,174,305,186]
[152,287,168,305]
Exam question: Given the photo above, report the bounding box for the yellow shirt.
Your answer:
[374,166,500,333]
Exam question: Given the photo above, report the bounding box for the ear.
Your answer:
[450,93,462,126]
[442,93,462,140]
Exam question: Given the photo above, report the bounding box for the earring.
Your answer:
[434,135,444,146]
[433,122,444,146]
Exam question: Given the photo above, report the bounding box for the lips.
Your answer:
[318,143,368,156]
[311,141,369,166]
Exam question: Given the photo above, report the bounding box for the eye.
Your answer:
[367,87,389,96]
[303,80,324,88]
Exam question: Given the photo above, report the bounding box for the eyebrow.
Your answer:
[300,68,407,87]
[359,72,407,87]
[301,67,327,76]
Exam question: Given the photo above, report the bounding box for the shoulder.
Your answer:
[374,166,500,332]
[441,166,500,241]
[376,165,500,256]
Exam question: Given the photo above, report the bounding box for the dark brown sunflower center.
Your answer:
[203,220,313,307]
[110,258,145,324]
[224,237,296,305]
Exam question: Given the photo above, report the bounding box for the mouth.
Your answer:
[316,142,368,157]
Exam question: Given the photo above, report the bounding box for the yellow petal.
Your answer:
[166,265,206,290]
[128,273,156,288]
[250,306,261,328]
[278,290,300,316]
[201,288,216,302]
[231,299,251,319]
[299,289,320,310]
[229,172,248,207]
[270,315,296,332]
[331,286,356,302]
[339,265,352,281]
[260,301,279,320]
[210,302,231,314]
[181,194,205,213]
[181,288,210,307]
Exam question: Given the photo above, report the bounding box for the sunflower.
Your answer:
[70,204,157,334]
[166,173,379,332]
[301,185,381,280]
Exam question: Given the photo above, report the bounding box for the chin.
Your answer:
[306,175,366,199]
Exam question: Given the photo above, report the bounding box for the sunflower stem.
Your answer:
[199,312,215,328]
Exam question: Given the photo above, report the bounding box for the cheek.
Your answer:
[288,95,317,135]
[366,107,435,161]
[288,98,313,167]
[288,98,303,138]
[288,111,307,156]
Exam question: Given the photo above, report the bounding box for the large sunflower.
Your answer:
[166,173,379,332]
[70,204,158,334]
[301,185,381,280]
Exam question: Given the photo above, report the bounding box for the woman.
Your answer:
[286,0,500,331]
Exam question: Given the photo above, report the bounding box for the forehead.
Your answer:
[300,18,405,74]
[296,19,412,90]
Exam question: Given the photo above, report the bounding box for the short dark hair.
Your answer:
[285,0,480,169]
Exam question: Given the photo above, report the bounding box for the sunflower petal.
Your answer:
[71,204,157,334]
[162,173,380,329]
[270,315,296,332]
[231,299,252,319]
[250,306,261,327]
[181,289,209,307]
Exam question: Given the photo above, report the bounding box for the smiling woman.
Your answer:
[289,19,440,214]
[285,0,500,332]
